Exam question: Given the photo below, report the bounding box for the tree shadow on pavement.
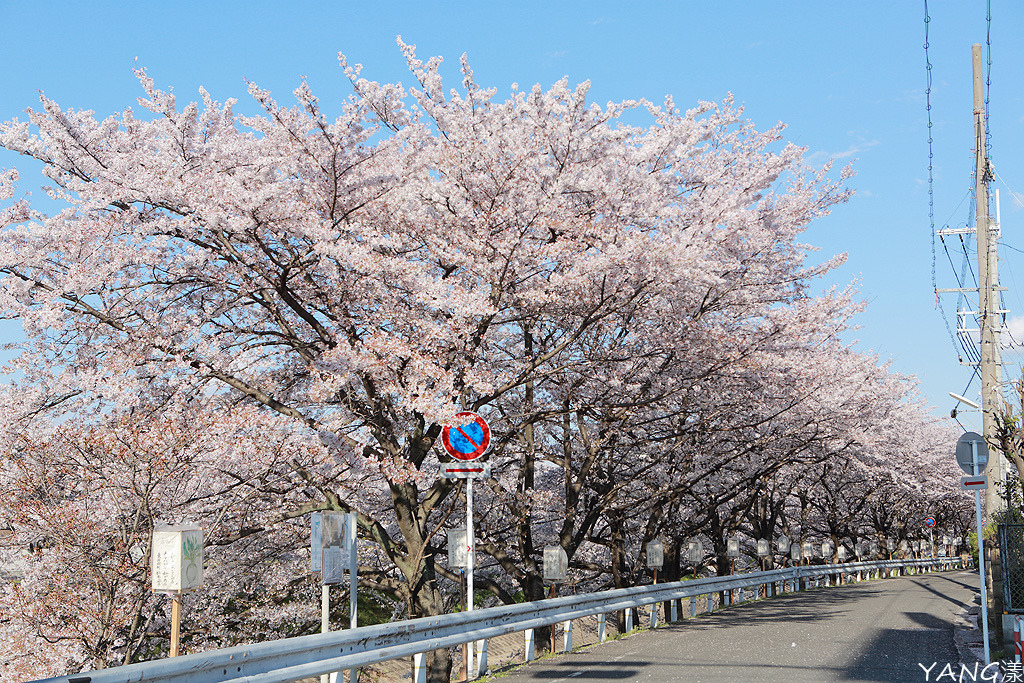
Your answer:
[908,579,969,609]
[508,660,649,680]
[842,611,959,682]
[662,585,886,630]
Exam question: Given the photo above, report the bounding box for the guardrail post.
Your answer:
[525,628,535,661]
[413,653,426,683]
[738,587,745,603]
[650,604,658,628]
[598,613,607,642]
[476,639,488,676]
[625,607,634,631]
[670,598,678,622]
[690,596,697,618]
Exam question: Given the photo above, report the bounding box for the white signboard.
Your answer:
[961,475,989,490]
[777,535,790,553]
[543,546,568,583]
[855,541,864,557]
[448,528,468,568]
[152,526,203,592]
[790,543,801,561]
[323,546,346,584]
[439,462,492,479]
[688,540,703,564]
[646,540,664,569]
[837,545,847,561]
[821,541,832,558]
[322,512,348,585]
[727,538,740,559]
[802,541,813,559]
[311,512,349,584]
[757,539,770,557]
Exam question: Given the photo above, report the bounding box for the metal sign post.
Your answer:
[441,411,491,680]
[447,529,468,681]
[543,546,569,652]
[970,437,991,665]
[348,512,358,683]
[466,475,475,676]
[312,511,350,683]
[646,540,664,627]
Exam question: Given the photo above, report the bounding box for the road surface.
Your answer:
[489,570,978,683]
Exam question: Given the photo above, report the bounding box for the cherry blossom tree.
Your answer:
[0,40,878,679]
[0,391,353,680]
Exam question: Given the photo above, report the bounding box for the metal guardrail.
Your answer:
[38,556,963,683]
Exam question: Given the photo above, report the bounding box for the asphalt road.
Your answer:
[488,570,978,683]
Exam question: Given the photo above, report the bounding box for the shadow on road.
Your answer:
[842,612,957,682]
[512,660,648,680]
[922,572,977,592]
[907,576,969,609]
[662,584,885,630]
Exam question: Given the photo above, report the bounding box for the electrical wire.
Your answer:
[924,0,963,361]
[925,1,1002,375]
[985,0,993,155]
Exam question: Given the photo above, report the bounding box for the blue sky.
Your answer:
[1,1,1022,431]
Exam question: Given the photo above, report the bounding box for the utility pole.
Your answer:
[973,42,1008,648]
[973,43,1004,518]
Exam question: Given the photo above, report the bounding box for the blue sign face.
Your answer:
[448,420,485,454]
[441,412,491,461]
[925,517,936,528]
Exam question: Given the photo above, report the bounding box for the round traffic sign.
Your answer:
[441,412,491,461]
[924,516,936,528]
[955,431,989,475]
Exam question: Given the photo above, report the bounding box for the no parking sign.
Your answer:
[441,412,491,461]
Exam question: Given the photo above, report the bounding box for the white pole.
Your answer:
[321,584,330,683]
[348,512,358,683]
[466,477,474,677]
[973,441,991,666]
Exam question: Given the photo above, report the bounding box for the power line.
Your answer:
[924,0,962,361]
[985,0,992,154]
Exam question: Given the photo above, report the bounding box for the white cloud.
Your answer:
[1004,316,1024,349]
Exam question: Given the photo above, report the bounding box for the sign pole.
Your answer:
[440,411,491,679]
[348,511,358,683]
[460,570,468,682]
[549,584,558,653]
[320,585,331,683]
[170,593,181,657]
[971,440,991,665]
[466,476,474,677]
